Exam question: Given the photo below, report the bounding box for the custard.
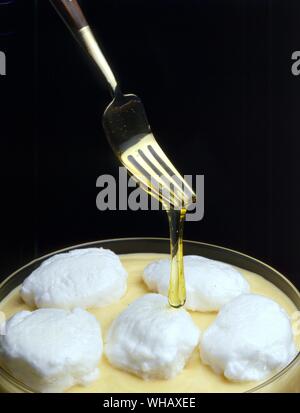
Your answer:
[0,253,299,393]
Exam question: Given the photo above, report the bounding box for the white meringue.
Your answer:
[200,293,297,382]
[0,308,102,392]
[143,255,249,311]
[105,293,200,380]
[20,248,127,310]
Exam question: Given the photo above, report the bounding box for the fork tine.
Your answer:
[121,153,178,207]
[147,142,195,200]
[129,171,172,207]
[119,133,196,209]
[141,145,193,204]
[137,150,188,207]
[124,151,184,208]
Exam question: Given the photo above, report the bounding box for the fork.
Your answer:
[50,0,196,210]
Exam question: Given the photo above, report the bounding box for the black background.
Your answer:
[0,0,300,288]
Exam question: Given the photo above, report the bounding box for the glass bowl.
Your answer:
[0,238,299,393]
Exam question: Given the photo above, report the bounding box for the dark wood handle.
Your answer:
[50,0,88,31]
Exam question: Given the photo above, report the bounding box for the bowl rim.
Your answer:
[0,237,299,393]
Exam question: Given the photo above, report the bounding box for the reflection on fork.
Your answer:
[121,134,196,210]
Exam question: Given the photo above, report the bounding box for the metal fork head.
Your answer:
[102,92,196,209]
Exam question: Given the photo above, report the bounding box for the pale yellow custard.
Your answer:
[0,253,299,393]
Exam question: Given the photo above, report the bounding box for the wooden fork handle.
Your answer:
[50,0,88,31]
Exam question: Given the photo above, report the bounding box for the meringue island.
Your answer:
[0,250,299,393]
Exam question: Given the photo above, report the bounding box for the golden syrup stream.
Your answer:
[167,207,187,308]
